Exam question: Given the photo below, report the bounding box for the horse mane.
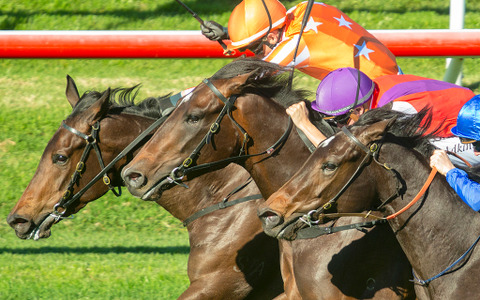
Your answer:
[211,57,311,108]
[71,85,170,119]
[354,107,438,158]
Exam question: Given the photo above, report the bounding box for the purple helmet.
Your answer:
[451,95,480,141]
[312,68,375,116]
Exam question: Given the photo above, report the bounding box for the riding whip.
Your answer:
[288,0,315,89]
[174,0,232,55]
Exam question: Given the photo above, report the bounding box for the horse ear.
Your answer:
[358,118,394,144]
[223,72,254,95]
[85,88,111,126]
[65,75,81,108]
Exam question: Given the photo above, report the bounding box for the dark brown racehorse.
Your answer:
[121,58,415,299]
[260,108,480,299]
[7,76,283,300]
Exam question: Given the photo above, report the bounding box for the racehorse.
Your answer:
[121,58,416,299]
[6,76,283,300]
[259,108,480,299]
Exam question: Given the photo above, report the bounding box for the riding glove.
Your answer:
[201,21,229,41]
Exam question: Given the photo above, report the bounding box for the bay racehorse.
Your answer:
[259,108,480,299]
[7,76,283,299]
[121,58,416,299]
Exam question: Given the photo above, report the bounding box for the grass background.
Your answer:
[1,1,479,299]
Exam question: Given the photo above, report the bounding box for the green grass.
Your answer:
[1,0,480,299]
[0,230,190,299]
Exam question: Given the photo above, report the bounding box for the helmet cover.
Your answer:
[312,67,375,116]
[227,0,287,50]
[451,95,480,141]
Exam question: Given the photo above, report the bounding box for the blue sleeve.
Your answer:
[446,168,480,211]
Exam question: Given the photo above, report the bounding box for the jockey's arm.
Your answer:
[286,102,327,147]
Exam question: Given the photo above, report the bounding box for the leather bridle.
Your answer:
[52,121,121,219]
[290,126,437,240]
[153,78,294,192]
[51,112,171,220]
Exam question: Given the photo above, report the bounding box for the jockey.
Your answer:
[430,96,480,211]
[201,0,400,81]
[287,67,477,167]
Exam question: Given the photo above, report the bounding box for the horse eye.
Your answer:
[186,115,200,124]
[52,154,69,165]
[322,162,337,173]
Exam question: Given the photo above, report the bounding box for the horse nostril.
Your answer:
[7,214,31,231]
[123,170,146,189]
[258,209,283,229]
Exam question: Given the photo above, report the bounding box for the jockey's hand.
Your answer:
[286,102,310,129]
[430,149,456,176]
[201,21,229,41]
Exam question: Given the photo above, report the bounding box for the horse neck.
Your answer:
[236,96,312,198]
[380,146,480,279]
[156,164,254,222]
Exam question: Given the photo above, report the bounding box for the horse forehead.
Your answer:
[53,122,88,150]
[180,88,224,113]
[319,136,335,148]
[178,88,195,106]
[316,134,355,160]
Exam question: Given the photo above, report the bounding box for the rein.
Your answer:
[340,128,480,287]
[293,126,437,239]
[160,78,293,189]
[285,126,479,286]
[52,112,171,219]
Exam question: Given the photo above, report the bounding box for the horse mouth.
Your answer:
[141,176,176,201]
[275,216,308,240]
[265,213,308,241]
[26,213,60,241]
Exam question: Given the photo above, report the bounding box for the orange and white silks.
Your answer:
[263,2,400,80]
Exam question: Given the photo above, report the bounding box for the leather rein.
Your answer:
[293,126,438,240]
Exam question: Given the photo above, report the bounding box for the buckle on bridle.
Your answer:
[51,203,74,221]
[299,210,320,227]
[167,167,189,189]
[182,157,193,168]
[76,161,85,172]
[210,122,219,133]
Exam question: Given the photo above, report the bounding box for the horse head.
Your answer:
[258,108,436,240]
[258,117,395,239]
[121,58,313,200]
[7,76,160,240]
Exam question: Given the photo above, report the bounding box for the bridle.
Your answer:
[292,126,480,287]
[51,121,121,219]
[50,111,172,220]
[290,126,437,240]
[146,77,294,195]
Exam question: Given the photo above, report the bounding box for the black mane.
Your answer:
[71,85,171,119]
[354,107,438,158]
[211,57,311,108]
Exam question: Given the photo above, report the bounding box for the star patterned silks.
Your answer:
[334,15,353,29]
[354,41,374,60]
[303,17,323,33]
